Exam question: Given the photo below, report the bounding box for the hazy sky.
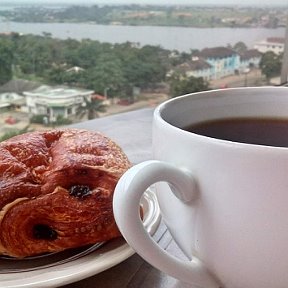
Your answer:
[4,0,288,6]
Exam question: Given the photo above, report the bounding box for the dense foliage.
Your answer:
[77,98,107,120]
[0,37,13,85]
[169,74,210,97]
[259,51,282,80]
[0,33,171,98]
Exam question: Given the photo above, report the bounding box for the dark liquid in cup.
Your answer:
[184,118,288,147]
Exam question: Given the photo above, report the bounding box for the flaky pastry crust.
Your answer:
[0,128,131,258]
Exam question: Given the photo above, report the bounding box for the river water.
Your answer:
[0,21,285,52]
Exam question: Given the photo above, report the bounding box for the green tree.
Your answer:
[6,33,171,97]
[46,66,66,84]
[0,38,13,85]
[77,97,107,120]
[13,35,65,78]
[62,38,82,67]
[121,45,168,89]
[259,51,282,80]
[233,41,247,54]
[169,75,210,97]
[75,40,104,68]
[83,54,126,98]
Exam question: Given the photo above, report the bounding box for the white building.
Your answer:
[254,37,284,55]
[0,92,25,110]
[24,85,94,122]
[195,47,241,80]
[0,79,40,112]
[171,57,213,81]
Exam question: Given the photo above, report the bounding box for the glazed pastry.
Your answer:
[0,129,131,258]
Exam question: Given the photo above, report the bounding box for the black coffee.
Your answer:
[184,118,288,147]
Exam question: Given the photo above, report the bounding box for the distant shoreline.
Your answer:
[1,21,283,29]
[1,3,288,8]
[0,4,287,30]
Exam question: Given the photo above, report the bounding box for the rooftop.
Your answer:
[267,37,285,44]
[176,59,212,72]
[0,79,41,94]
[196,47,238,59]
[240,49,262,60]
[24,85,94,98]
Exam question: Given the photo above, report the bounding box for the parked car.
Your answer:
[5,116,17,125]
[117,98,134,106]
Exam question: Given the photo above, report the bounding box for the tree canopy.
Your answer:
[0,34,171,99]
[0,38,13,85]
[169,74,210,97]
[233,41,247,54]
[259,51,282,80]
[77,97,107,120]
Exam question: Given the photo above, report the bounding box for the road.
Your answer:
[210,69,267,89]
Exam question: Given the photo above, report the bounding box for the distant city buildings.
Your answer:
[170,46,262,81]
[194,47,241,79]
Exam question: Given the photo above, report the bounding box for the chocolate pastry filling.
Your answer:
[33,224,58,240]
[69,185,91,199]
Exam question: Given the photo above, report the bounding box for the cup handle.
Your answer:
[113,160,221,288]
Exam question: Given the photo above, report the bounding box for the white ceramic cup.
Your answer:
[113,87,288,288]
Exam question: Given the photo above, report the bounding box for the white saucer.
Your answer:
[0,189,160,288]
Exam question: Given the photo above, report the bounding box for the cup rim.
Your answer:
[154,86,288,152]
